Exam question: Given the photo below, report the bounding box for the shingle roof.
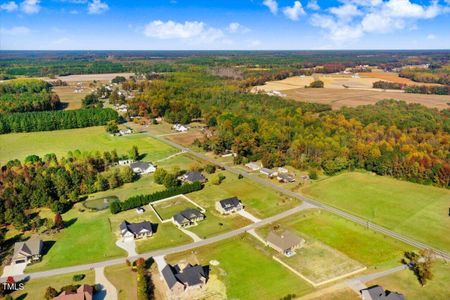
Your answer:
[120,220,152,235]
[162,263,207,289]
[162,265,179,289]
[130,161,153,170]
[361,286,405,300]
[13,236,43,259]
[219,197,242,211]
[266,230,304,252]
[184,171,206,183]
[173,208,204,224]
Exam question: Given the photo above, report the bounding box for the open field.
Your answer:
[302,172,450,252]
[152,196,200,221]
[53,72,134,82]
[53,84,91,110]
[166,235,314,299]
[165,130,205,146]
[284,88,450,109]
[360,70,441,86]
[26,205,126,272]
[261,209,414,269]
[9,270,95,299]
[105,263,138,300]
[0,126,178,164]
[367,260,450,299]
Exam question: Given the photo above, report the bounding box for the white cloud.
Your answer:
[88,0,108,14]
[248,39,262,48]
[263,0,278,14]
[143,20,224,43]
[1,26,31,35]
[310,0,448,43]
[20,0,40,14]
[53,37,71,44]
[283,1,306,21]
[227,22,250,33]
[307,0,319,10]
[426,33,436,40]
[0,1,18,12]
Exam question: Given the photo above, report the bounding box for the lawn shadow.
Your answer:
[64,217,78,228]
[57,102,69,110]
[14,293,28,300]
[151,223,159,234]
[41,240,56,256]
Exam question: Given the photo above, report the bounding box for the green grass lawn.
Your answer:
[0,126,178,164]
[152,196,199,220]
[260,209,414,269]
[26,206,126,272]
[166,235,313,300]
[188,210,252,239]
[10,270,95,299]
[367,260,450,299]
[302,172,450,252]
[105,263,137,300]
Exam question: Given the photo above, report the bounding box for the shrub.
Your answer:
[308,169,318,180]
[72,274,85,282]
[308,80,324,88]
[205,164,216,174]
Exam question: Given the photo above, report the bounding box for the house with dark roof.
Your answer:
[120,220,153,239]
[130,161,156,175]
[53,284,94,300]
[172,208,205,228]
[162,263,208,296]
[360,285,405,300]
[266,230,305,257]
[12,235,44,264]
[277,173,295,183]
[180,171,206,184]
[215,197,244,215]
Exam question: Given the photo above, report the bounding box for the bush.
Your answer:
[153,168,168,184]
[238,174,244,179]
[205,164,216,174]
[308,80,324,88]
[211,173,226,185]
[308,169,318,180]
[72,274,85,282]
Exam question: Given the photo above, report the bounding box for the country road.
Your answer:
[145,130,450,261]
[0,203,314,282]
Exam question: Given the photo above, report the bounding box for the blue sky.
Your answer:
[1,0,449,50]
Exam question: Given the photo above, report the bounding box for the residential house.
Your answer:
[360,285,405,300]
[162,263,208,296]
[130,161,156,175]
[120,220,153,239]
[173,124,188,132]
[118,159,133,166]
[180,171,206,184]
[119,128,132,136]
[12,236,44,264]
[277,167,289,174]
[172,208,205,228]
[277,173,295,183]
[245,162,261,171]
[53,284,94,300]
[260,168,277,178]
[215,197,244,215]
[266,230,305,257]
[301,175,310,181]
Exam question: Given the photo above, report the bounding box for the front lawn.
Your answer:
[152,196,200,221]
[105,263,137,300]
[302,172,450,252]
[188,210,252,239]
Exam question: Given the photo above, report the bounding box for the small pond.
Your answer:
[83,196,119,211]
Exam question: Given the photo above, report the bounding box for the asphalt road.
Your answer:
[147,131,450,261]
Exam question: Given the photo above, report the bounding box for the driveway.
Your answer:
[153,255,167,276]
[238,210,261,223]
[115,238,137,257]
[179,228,203,242]
[1,262,27,277]
[94,266,118,300]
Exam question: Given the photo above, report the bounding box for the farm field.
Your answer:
[9,270,95,299]
[53,84,91,110]
[263,209,413,269]
[359,70,441,86]
[26,205,126,272]
[166,234,314,300]
[53,72,134,82]
[283,88,450,109]
[0,126,178,164]
[302,172,450,252]
[105,263,138,300]
[367,259,450,299]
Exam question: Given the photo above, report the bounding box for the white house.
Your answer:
[245,162,261,171]
[119,128,132,136]
[173,124,188,132]
[130,161,156,175]
[118,159,133,166]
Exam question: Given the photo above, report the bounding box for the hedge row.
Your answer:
[110,181,203,214]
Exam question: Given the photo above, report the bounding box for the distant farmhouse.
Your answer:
[215,197,244,215]
[245,162,261,171]
[12,236,44,265]
[162,263,208,296]
[260,168,277,178]
[130,161,156,175]
[266,230,305,257]
[179,171,206,184]
[360,285,405,300]
[172,208,205,228]
[53,284,94,300]
[277,173,295,183]
[120,220,153,239]
[118,128,132,136]
[173,124,189,132]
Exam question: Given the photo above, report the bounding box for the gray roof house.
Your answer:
[260,168,277,177]
[266,230,305,257]
[12,236,44,264]
[162,263,208,296]
[120,220,153,239]
[180,171,206,184]
[215,197,244,215]
[130,161,156,175]
[277,173,296,183]
[360,285,405,300]
[172,208,205,228]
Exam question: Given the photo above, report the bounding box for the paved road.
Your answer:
[1,203,312,282]
[146,131,450,261]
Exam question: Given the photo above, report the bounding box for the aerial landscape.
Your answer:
[0,0,449,300]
